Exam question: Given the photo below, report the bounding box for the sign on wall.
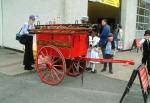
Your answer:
[98,0,120,8]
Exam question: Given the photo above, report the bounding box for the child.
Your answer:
[86,28,100,73]
[141,30,150,75]
[101,33,115,74]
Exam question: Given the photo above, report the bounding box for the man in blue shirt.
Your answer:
[101,34,115,74]
[99,19,110,57]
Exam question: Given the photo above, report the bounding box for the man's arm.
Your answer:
[20,23,29,35]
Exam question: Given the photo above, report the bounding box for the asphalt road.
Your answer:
[0,71,148,103]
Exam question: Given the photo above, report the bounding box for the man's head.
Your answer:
[29,15,37,24]
[144,30,150,40]
[81,16,89,24]
[101,19,107,26]
[144,30,150,36]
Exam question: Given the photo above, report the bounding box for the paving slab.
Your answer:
[96,51,145,84]
[0,48,28,75]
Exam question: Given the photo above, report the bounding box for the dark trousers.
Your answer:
[23,35,34,67]
[101,46,105,58]
[142,52,150,74]
[103,54,113,71]
[147,59,150,74]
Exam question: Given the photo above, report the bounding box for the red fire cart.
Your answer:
[29,24,134,86]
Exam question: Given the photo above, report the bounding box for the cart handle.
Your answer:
[77,57,135,65]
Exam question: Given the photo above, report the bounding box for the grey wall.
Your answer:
[1,0,88,50]
[65,0,88,23]
[0,0,2,46]
[121,0,137,49]
[2,0,65,50]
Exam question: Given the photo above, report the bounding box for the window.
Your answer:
[146,1,150,9]
[136,0,150,38]
[145,9,149,16]
[139,0,146,8]
[138,8,145,15]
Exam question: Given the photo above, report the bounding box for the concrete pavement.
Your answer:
[0,48,28,75]
[0,48,149,103]
[96,50,143,84]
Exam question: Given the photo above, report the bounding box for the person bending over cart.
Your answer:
[101,33,115,74]
[86,27,100,73]
[20,15,37,70]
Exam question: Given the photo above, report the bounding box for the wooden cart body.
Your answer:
[36,29,88,59]
[30,24,89,85]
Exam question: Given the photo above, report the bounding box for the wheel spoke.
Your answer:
[72,63,75,73]
[49,56,53,63]
[40,51,48,63]
[45,49,55,63]
[38,65,47,72]
[39,68,45,73]
[53,58,61,65]
[46,61,51,66]
[73,62,79,72]
[66,64,72,73]
[73,62,80,72]
[53,65,63,68]
[79,65,84,69]
[43,47,48,56]
[49,69,55,82]
[73,62,77,68]
[53,66,63,75]
[52,69,60,81]
[41,51,46,57]
[47,69,55,83]
[41,71,47,80]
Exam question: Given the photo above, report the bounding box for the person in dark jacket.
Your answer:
[142,30,150,75]
[99,19,110,58]
[101,33,115,74]
[20,15,37,70]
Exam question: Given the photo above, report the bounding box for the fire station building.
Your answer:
[0,0,150,50]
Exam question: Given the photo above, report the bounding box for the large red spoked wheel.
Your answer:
[66,60,85,77]
[36,45,66,85]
